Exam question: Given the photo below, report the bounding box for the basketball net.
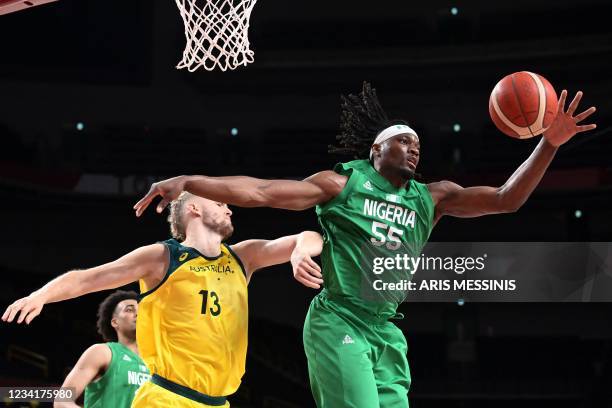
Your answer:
[175,0,257,72]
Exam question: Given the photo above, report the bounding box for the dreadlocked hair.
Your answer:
[330,81,408,159]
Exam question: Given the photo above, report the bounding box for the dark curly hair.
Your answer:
[96,290,138,342]
[329,81,410,159]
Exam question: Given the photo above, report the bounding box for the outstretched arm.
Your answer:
[53,344,112,408]
[231,231,324,288]
[2,244,167,325]
[133,171,347,216]
[430,90,596,223]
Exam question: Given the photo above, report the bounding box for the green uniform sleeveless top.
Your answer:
[316,159,435,318]
[84,342,150,408]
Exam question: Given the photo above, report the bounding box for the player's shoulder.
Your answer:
[306,169,348,182]
[130,242,169,261]
[427,179,462,193]
[225,241,254,268]
[142,242,170,252]
[304,170,348,195]
[426,180,463,205]
[87,343,113,355]
[79,343,113,367]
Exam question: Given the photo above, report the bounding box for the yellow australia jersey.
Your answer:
[137,239,248,397]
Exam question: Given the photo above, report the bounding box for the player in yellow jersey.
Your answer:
[3,192,324,407]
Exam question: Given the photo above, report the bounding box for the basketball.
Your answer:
[489,71,558,139]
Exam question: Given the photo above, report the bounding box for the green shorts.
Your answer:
[303,291,410,408]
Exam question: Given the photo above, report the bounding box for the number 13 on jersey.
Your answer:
[198,290,221,316]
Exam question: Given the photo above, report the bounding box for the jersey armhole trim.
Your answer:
[138,244,172,301]
[89,343,114,385]
[225,244,248,279]
[316,167,358,216]
[419,182,436,230]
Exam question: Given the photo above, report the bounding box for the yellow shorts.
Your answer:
[132,381,230,408]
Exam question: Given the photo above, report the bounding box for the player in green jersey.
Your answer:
[133,83,596,407]
[54,290,150,408]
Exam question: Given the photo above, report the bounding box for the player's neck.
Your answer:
[182,225,223,258]
[117,332,138,355]
[375,164,410,189]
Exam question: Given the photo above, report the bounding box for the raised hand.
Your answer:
[543,90,597,147]
[133,176,187,217]
[2,293,46,325]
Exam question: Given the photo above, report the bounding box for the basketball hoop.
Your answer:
[175,0,258,72]
[0,0,57,16]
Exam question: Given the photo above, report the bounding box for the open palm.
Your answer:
[543,90,597,147]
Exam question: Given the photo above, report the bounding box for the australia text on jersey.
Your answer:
[189,264,234,274]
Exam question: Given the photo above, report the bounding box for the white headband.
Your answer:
[369,124,418,159]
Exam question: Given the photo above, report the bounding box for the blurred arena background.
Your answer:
[1,0,611,406]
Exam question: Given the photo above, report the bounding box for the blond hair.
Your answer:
[167,191,192,241]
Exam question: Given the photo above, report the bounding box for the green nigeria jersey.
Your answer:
[316,159,435,317]
[84,342,150,408]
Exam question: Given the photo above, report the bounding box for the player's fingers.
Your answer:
[134,197,154,217]
[2,305,13,321]
[577,124,597,133]
[133,186,158,210]
[305,257,322,275]
[16,306,32,324]
[298,270,324,285]
[573,106,596,123]
[296,276,320,289]
[22,310,32,325]
[141,198,159,216]
[156,198,171,214]
[557,90,568,113]
[133,195,148,211]
[299,257,322,277]
[308,267,323,279]
[17,303,38,324]
[6,302,23,323]
[566,91,583,116]
[301,265,324,281]
[25,308,41,325]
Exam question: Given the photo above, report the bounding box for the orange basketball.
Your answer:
[489,71,558,139]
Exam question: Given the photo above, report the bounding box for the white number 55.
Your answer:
[370,221,403,250]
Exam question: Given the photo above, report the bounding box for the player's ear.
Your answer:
[110,317,119,329]
[185,202,201,217]
[371,143,382,158]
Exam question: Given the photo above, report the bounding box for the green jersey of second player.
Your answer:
[84,342,150,408]
[316,159,435,317]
